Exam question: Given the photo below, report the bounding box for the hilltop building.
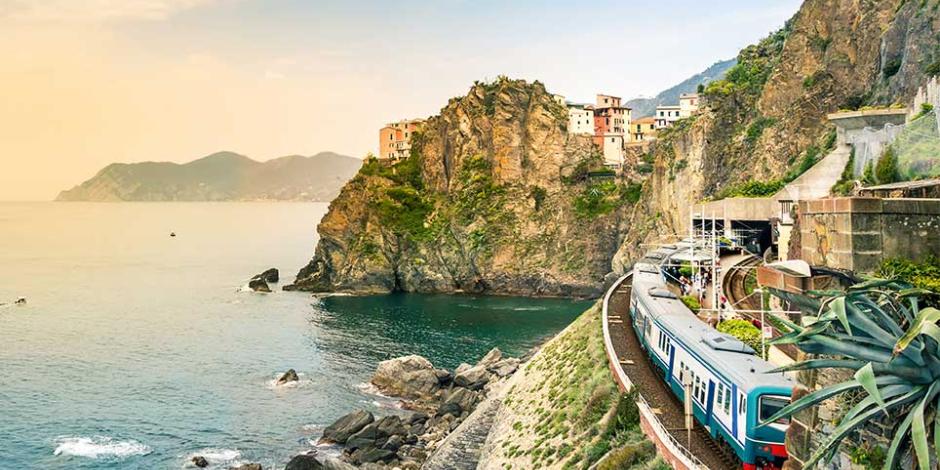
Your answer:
[592,94,631,168]
[379,119,424,160]
[629,117,657,142]
[679,93,700,117]
[567,104,595,135]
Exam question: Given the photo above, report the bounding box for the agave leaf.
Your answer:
[768,331,802,345]
[810,334,895,363]
[806,289,846,297]
[935,395,940,468]
[884,404,917,470]
[848,278,897,291]
[840,384,913,425]
[895,308,940,355]
[848,294,904,338]
[829,297,852,335]
[806,387,924,468]
[759,376,905,428]
[855,363,885,408]
[913,393,930,470]
[768,359,864,374]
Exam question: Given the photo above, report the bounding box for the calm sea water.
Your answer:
[0,202,589,469]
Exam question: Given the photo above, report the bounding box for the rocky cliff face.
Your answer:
[614,0,940,269]
[290,78,634,297]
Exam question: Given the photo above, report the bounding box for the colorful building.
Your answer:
[379,119,424,160]
[567,104,595,135]
[629,117,657,142]
[654,105,681,129]
[679,93,700,117]
[593,94,631,167]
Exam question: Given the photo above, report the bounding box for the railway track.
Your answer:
[721,256,799,360]
[606,279,738,470]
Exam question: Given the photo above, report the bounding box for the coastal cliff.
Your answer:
[289,78,635,297]
[613,0,940,268]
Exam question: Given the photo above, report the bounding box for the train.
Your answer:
[629,246,793,470]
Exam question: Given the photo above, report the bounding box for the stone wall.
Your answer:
[798,197,940,273]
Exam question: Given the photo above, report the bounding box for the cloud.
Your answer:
[1,0,218,22]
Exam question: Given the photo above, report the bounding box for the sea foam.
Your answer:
[53,436,151,459]
[185,448,240,466]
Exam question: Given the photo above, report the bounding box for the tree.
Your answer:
[764,279,940,469]
[875,147,900,184]
[862,160,876,185]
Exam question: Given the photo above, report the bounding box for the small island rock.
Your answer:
[276,368,299,385]
[248,277,271,293]
[192,455,209,468]
[253,268,279,283]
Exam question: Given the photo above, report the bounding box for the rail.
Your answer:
[602,273,710,470]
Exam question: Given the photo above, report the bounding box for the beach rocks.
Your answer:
[230,464,263,470]
[192,455,209,467]
[248,277,271,293]
[322,410,375,444]
[371,355,441,399]
[322,349,521,469]
[283,453,320,470]
[276,368,299,385]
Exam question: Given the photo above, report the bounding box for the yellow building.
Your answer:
[629,117,657,142]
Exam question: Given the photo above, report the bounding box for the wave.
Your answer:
[53,436,151,459]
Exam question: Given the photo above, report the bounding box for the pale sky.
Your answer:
[0,0,802,200]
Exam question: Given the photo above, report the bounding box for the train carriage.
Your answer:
[629,262,792,470]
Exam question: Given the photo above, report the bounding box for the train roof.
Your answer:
[631,258,792,391]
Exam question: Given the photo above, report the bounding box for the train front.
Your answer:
[744,387,791,470]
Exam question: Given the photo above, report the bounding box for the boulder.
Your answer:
[321,410,374,444]
[230,464,263,470]
[253,268,279,283]
[276,368,300,385]
[248,277,271,293]
[489,358,520,377]
[433,368,453,385]
[440,387,479,415]
[283,455,356,470]
[453,364,490,390]
[192,456,209,468]
[371,355,441,399]
[454,363,472,375]
[350,447,396,465]
[346,416,405,451]
[476,348,502,368]
[403,411,428,425]
[382,434,403,451]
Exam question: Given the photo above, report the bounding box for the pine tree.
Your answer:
[862,160,876,185]
[875,147,900,184]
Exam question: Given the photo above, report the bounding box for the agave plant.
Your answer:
[762,278,940,470]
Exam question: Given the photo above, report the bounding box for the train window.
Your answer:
[724,389,731,413]
[739,395,747,414]
[759,396,791,425]
[716,385,724,409]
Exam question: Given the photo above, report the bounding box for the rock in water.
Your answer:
[253,268,279,283]
[476,348,502,368]
[321,410,374,444]
[14,297,26,305]
[191,455,208,468]
[248,277,271,293]
[276,368,299,385]
[371,355,442,399]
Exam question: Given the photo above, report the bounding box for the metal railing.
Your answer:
[602,273,710,470]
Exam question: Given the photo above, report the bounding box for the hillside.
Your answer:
[55,151,361,202]
[625,59,736,118]
[614,0,940,269]
[288,78,638,297]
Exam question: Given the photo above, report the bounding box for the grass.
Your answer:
[499,305,655,469]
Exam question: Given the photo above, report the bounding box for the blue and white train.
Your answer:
[629,254,793,470]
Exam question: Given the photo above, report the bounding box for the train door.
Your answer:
[713,382,732,435]
[704,380,715,429]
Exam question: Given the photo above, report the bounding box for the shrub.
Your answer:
[914,102,934,120]
[717,319,762,353]
[878,256,940,296]
[715,179,786,199]
[831,148,856,196]
[874,147,900,184]
[883,57,902,77]
[862,160,876,185]
[620,182,643,204]
[574,181,624,219]
[603,390,641,439]
[925,60,940,76]
[596,442,654,470]
[680,295,701,313]
[678,262,693,278]
[529,186,547,211]
[745,117,776,145]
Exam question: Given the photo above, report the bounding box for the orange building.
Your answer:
[379,119,424,160]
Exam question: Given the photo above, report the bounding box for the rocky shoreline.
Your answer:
[305,348,520,469]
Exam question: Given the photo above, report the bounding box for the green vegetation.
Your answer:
[914,102,934,120]
[831,148,857,196]
[361,148,435,241]
[529,186,548,211]
[883,57,903,78]
[621,182,643,204]
[849,442,888,470]
[573,179,641,219]
[862,160,876,185]
[874,147,900,184]
[745,117,777,145]
[717,319,762,353]
[765,280,940,470]
[715,179,787,199]
[680,295,701,313]
[878,256,940,295]
[704,25,789,98]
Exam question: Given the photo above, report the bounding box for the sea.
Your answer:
[0,202,589,469]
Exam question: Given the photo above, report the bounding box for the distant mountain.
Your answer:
[626,59,736,118]
[56,151,362,202]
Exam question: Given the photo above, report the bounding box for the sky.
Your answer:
[0,0,802,200]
